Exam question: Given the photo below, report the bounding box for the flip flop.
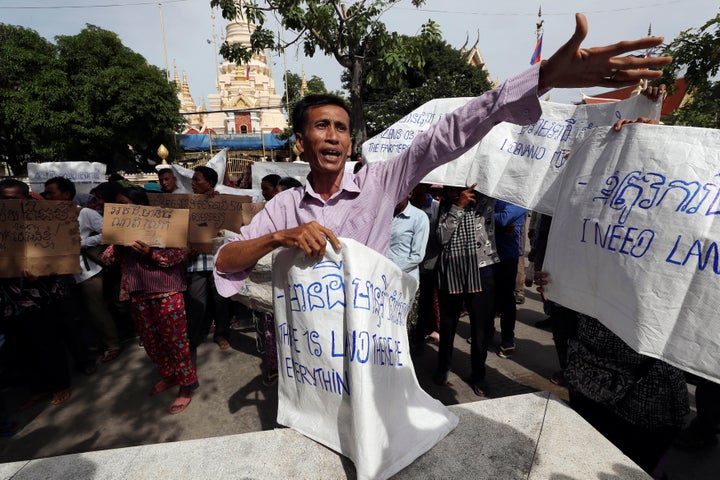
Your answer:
[51,389,72,405]
[100,347,121,363]
[169,387,195,414]
[262,372,278,386]
[149,378,178,396]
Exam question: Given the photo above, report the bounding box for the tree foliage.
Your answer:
[661,13,720,128]
[210,0,440,151]
[283,70,327,105]
[356,37,492,136]
[0,23,184,175]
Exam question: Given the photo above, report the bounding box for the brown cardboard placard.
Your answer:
[101,203,189,249]
[148,193,251,253]
[0,200,80,278]
[241,202,266,226]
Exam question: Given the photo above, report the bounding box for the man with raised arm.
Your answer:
[214,14,671,296]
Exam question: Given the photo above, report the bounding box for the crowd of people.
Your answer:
[0,13,717,477]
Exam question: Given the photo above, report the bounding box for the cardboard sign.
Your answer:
[543,124,720,384]
[0,200,80,278]
[272,238,458,480]
[148,193,251,253]
[363,94,661,215]
[101,203,189,249]
[240,202,266,226]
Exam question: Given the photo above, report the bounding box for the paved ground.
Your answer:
[0,288,716,479]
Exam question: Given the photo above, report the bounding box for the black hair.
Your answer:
[45,176,76,199]
[261,174,281,187]
[92,181,124,203]
[120,186,149,206]
[194,166,218,188]
[291,94,352,135]
[108,173,126,182]
[278,177,303,190]
[0,178,29,198]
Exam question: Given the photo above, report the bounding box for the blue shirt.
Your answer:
[493,200,527,261]
[389,203,430,282]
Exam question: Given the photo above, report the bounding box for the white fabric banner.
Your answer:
[272,238,458,480]
[363,95,661,215]
[251,160,359,189]
[27,161,106,194]
[543,124,720,383]
[172,149,262,199]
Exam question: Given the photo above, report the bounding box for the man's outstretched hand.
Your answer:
[539,13,671,91]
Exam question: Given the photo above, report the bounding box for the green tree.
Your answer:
[55,25,185,172]
[357,37,492,136]
[661,13,720,128]
[0,24,69,175]
[283,71,328,105]
[210,0,440,151]
[0,24,184,175]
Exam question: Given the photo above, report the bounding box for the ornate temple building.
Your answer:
[176,7,287,137]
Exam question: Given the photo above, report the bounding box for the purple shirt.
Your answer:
[215,65,543,297]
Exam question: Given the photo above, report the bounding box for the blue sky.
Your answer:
[1,0,718,107]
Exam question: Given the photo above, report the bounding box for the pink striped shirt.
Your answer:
[214,65,543,298]
[102,245,187,301]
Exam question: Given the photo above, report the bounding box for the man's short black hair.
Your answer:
[92,181,124,203]
[194,166,218,188]
[122,186,149,206]
[291,94,352,135]
[261,174,281,187]
[45,176,76,199]
[278,177,303,190]
[0,178,30,198]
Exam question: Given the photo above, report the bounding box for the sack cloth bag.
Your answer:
[272,238,458,480]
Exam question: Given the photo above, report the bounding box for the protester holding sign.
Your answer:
[434,184,498,396]
[0,179,73,409]
[215,13,670,289]
[532,96,691,475]
[214,13,671,478]
[185,166,232,353]
[101,188,197,415]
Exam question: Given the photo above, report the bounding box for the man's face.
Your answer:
[295,105,352,176]
[158,170,177,193]
[192,171,211,194]
[0,186,27,200]
[393,193,411,217]
[43,182,72,201]
[260,181,277,201]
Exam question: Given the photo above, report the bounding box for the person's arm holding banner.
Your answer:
[613,84,666,131]
[215,13,670,296]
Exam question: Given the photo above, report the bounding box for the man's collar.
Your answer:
[304,171,360,201]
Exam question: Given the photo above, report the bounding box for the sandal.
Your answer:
[262,372,279,386]
[216,338,231,350]
[473,384,489,397]
[169,386,195,414]
[149,378,178,396]
[100,347,121,363]
[51,389,72,405]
